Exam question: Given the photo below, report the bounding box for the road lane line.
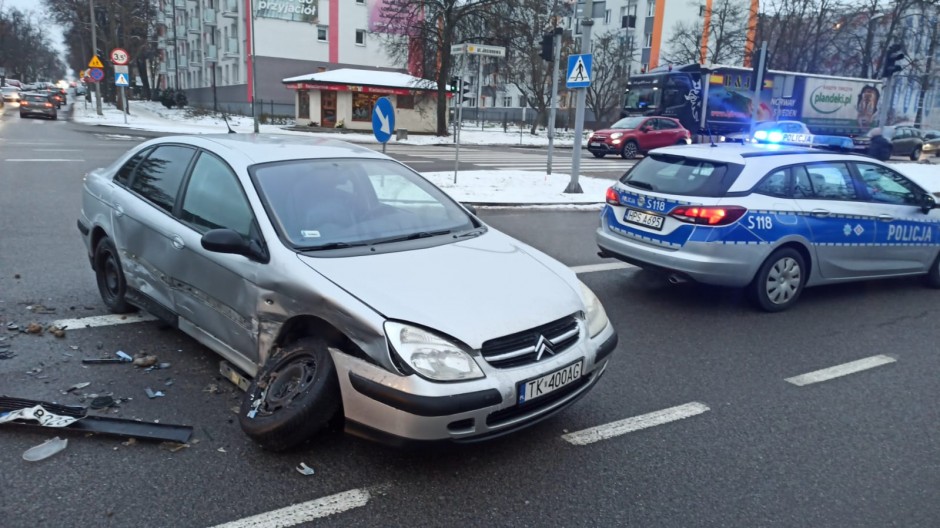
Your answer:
[784,354,896,386]
[562,402,710,446]
[571,262,634,274]
[209,488,370,528]
[51,313,157,329]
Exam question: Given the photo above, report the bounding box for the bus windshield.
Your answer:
[623,85,660,112]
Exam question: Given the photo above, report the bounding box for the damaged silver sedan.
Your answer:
[77,135,618,451]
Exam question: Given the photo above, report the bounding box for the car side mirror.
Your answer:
[920,193,937,214]
[202,229,268,262]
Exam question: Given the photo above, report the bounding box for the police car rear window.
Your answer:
[619,154,742,197]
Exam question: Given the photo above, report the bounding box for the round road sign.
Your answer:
[88,68,105,82]
[110,48,129,65]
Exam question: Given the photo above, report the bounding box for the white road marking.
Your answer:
[571,262,634,274]
[51,313,157,329]
[32,148,83,152]
[4,159,80,162]
[209,488,370,528]
[562,402,710,446]
[784,354,896,386]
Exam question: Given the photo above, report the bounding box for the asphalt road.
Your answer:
[0,102,938,528]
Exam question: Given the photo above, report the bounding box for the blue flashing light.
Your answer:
[768,131,784,143]
[753,130,768,141]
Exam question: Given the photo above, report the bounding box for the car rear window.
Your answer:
[619,154,742,197]
[24,94,48,103]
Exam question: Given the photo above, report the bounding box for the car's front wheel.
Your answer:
[910,146,922,161]
[94,236,134,313]
[239,337,342,451]
[750,248,806,312]
[621,140,639,159]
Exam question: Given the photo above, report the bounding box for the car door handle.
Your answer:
[810,209,830,217]
[878,214,894,221]
[114,203,124,217]
[171,235,185,250]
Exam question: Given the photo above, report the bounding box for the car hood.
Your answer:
[297,230,583,349]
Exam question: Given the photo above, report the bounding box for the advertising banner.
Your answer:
[800,77,881,131]
[255,0,318,23]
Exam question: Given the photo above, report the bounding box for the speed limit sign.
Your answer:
[110,48,129,65]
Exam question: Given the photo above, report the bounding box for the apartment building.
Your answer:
[153,0,402,115]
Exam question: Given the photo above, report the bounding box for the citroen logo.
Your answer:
[534,335,555,361]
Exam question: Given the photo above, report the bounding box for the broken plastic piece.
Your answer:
[145,388,165,399]
[0,405,81,427]
[66,382,91,393]
[116,351,133,361]
[23,437,68,462]
[90,396,115,409]
[296,462,315,476]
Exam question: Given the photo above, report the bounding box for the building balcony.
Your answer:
[205,44,218,62]
[189,18,201,33]
[158,63,167,75]
[203,9,216,25]
[221,0,239,17]
[190,51,203,66]
[225,38,239,56]
[174,0,186,8]
[157,36,167,49]
[166,60,176,71]
[178,56,188,69]
[175,25,186,39]
[156,12,166,26]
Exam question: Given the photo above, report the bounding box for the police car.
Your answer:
[595,141,940,311]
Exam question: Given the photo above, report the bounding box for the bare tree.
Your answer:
[663,0,750,66]
[586,29,635,124]
[376,0,504,136]
[0,6,65,82]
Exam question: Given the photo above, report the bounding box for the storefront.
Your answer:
[283,69,444,133]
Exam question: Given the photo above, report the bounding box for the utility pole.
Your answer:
[567,0,594,194]
[171,0,180,90]
[249,0,260,133]
[89,0,102,115]
[546,27,562,175]
[750,41,767,125]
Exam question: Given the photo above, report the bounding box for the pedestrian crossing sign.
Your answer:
[115,73,129,87]
[566,54,592,88]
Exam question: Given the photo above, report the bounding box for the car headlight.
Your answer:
[587,132,594,140]
[610,132,623,140]
[385,322,484,381]
[579,281,609,338]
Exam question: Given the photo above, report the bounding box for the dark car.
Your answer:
[44,88,66,108]
[923,130,940,158]
[857,126,925,161]
[18,92,58,120]
[587,116,691,159]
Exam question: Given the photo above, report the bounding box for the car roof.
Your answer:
[651,142,871,165]
[145,134,392,166]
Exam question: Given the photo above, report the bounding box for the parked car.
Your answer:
[855,126,925,161]
[1,86,21,103]
[922,130,940,158]
[18,92,58,120]
[78,134,618,451]
[597,142,940,312]
[587,116,691,159]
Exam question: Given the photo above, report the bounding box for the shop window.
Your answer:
[397,94,415,109]
[352,93,380,121]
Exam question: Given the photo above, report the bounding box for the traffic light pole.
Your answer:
[546,29,561,175]
[877,75,893,128]
[749,41,767,126]
[89,0,102,116]
[454,55,466,184]
[567,0,594,194]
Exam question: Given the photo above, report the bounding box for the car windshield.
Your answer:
[251,158,475,250]
[608,117,645,130]
[620,154,742,197]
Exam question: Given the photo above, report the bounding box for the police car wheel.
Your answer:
[621,141,638,159]
[750,248,805,312]
[925,253,940,288]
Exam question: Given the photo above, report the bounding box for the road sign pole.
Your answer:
[455,53,466,184]
[89,0,103,116]
[567,0,594,194]
[122,86,127,124]
[547,29,562,176]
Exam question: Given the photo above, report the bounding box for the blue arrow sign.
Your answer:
[372,97,395,144]
[115,73,129,87]
[566,54,592,88]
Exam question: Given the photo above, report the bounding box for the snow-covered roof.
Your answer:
[282,68,438,91]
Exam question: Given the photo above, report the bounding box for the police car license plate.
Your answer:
[518,360,583,404]
[624,209,665,230]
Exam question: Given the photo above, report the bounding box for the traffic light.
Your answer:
[540,33,554,62]
[449,76,459,94]
[882,44,905,78]
[460,79,472,104]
